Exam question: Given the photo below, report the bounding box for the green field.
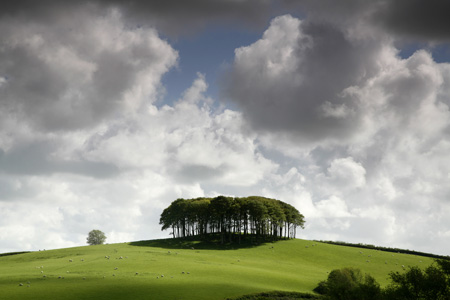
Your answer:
[0,238,434,300]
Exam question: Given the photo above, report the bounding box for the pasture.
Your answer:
[0,238,434,299]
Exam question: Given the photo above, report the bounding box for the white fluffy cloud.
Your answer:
[0,7,177,132]
[224,14,450,255]
[0,6,278,252]
[0,42,278,253]
[1,3,450,257]
[224,14,390,145]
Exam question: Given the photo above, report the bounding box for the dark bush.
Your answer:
[383,260,450,299]
[314,268,381,300]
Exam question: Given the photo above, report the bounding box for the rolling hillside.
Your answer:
[0,238,435,300]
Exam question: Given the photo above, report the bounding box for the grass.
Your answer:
[0,237,435,300]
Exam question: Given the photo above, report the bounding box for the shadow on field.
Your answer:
[129,234,283,250]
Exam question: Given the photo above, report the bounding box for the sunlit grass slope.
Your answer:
[0,238,434,300]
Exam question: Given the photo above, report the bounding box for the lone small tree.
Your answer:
[87,229,107,245]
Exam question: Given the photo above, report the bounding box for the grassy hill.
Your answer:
[0,237,435,300]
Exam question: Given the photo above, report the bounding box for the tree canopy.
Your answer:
[86,229,107,245]
[159,196,305,243]
[314,268,381,300]
[383,259,450,299]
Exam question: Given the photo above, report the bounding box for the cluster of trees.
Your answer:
[159,196,305,242]
[314,259,450,299]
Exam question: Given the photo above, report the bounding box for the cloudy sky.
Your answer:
[1,0,450,255]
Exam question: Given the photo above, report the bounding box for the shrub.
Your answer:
[314,268,381,300]
[383,260,450,299]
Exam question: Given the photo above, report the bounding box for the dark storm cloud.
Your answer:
[3,1,449,41]
[374,0,450,42]
[113,0,273,36]
[288,0,450,43]
[0,0,274,36]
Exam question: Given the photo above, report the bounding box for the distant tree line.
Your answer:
[0,251,31,257]
[159,196,305,243]
[316,240,450,260]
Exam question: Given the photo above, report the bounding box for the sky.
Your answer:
[1,0,450,256]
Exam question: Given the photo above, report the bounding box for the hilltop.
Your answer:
[0,237,436,300]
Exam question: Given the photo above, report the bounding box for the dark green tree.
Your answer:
[314,267,381,300]
[210,196,234,243]
[246,197,268,238]
[383,260,450,299]
[190,198,210,237]
[86,229,107,245]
